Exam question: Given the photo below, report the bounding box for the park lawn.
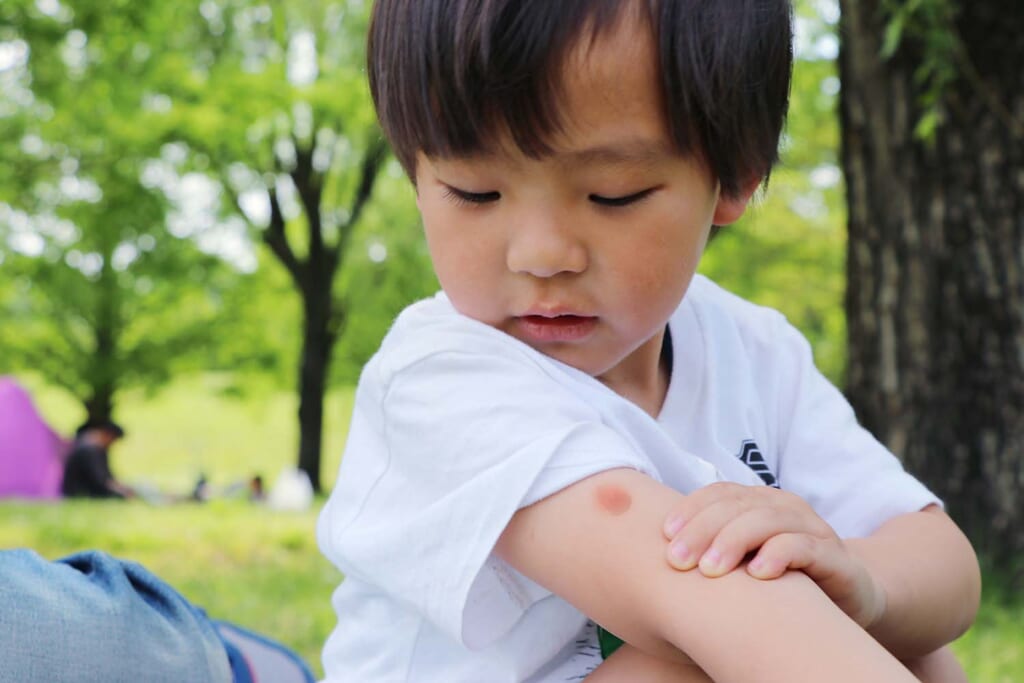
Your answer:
[3,500,1022,681]
[952,577,1024,683]
[3,373,1023,679]
[16,373,354,494]
[5,373,350,676]
[0,499,339,678]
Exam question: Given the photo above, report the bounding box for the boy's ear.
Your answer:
[712,177,761,226]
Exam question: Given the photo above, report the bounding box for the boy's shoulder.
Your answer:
[683,275,794,351]
[377,292,512,359]
[366,292,571,386]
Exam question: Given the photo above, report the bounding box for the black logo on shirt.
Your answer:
[738,440,778,488]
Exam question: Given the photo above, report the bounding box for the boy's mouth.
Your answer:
[516,314,598,343]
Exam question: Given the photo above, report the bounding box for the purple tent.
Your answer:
[0,376,70,499]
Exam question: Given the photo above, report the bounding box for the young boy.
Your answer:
[317,1,980,681]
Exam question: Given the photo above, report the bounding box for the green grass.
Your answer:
[19,373,353,493]
[952,577,1024,682]
[4,373,350,677]
[0,500,338,677]
[3,374,1023,680]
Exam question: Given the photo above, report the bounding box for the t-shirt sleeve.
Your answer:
[319,348,659,651]
[770,317,941,538]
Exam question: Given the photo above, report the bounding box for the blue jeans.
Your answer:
[0,549,232,683]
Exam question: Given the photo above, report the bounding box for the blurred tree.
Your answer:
[153,0,413,491]
[2,1,435,489]
[701,0,847,383]
[0,0,246,423]
[839,0,1024,560]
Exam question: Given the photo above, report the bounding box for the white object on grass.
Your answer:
[267,467,313,512]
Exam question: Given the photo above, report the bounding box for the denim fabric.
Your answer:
[0,549,232,683]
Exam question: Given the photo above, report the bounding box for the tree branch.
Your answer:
[332,136,388,273]
[217,171,255,229]
[16,344,84,399]
[348,136,389,231]
[262,186,306,290]
[290,137,325,260]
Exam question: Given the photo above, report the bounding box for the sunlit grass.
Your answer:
[3,373,352,676]
[952,576,1024,682]
[17,373,353,493]
[0,500,338,676]
[3,374,1022,680]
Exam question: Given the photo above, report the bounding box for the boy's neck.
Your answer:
[598,327,672,419]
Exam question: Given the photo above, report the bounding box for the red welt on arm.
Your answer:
[596,484,632,515]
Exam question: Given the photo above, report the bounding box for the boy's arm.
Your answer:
[496,468,918,683]
[659,485,980,658]
[846,505,980,658]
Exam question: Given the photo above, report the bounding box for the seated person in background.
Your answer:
[61,418,135,499]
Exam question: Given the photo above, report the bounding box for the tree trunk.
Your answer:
[839,0,1024,561]
[296,280,335,494]
[84,381,115,423]
[263,139,384,494]
[85,262,120,423]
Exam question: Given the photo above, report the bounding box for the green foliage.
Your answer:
[702,2,847,383]
[880,0,962,141]
[331,166,437,383]
[2,0,854,402]
[0,0,433,417]
[0,2,258,416]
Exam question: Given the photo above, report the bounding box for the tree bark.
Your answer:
[85,258,120,423]
[297,284,335,494]
[265,137,385,493]
[839,0,1024,560]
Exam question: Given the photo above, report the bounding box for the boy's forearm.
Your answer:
[498,469,918,683]
[846,506,981,658]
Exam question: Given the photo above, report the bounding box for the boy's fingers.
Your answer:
[695,507,806,577]
[666,498,754,570]
[748,534,884,628]
[662,482,756,538]
[749,532,835,581]
[746,534,805,580]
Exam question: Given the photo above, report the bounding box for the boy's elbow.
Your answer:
[957,547,982,639]
[945,513,982,638]
[933,510,982,642]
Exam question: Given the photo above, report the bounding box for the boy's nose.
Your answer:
[506,219,587,278]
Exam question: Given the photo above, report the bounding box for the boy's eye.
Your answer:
[589,188,657,207]
[442,186,501,206]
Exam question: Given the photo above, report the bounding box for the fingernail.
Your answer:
[664,515,685,537]
[699,548,722,573]
[669,541,694,568]
[748,557,765,575]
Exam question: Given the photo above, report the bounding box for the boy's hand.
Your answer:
[662,482,886,629]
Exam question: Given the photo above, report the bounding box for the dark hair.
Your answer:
[75,419,125,439]
[368,0,793,198]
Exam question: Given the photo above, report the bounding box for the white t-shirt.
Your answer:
[317,275,938,682]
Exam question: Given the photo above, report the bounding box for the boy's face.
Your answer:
[415,16,753,394]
